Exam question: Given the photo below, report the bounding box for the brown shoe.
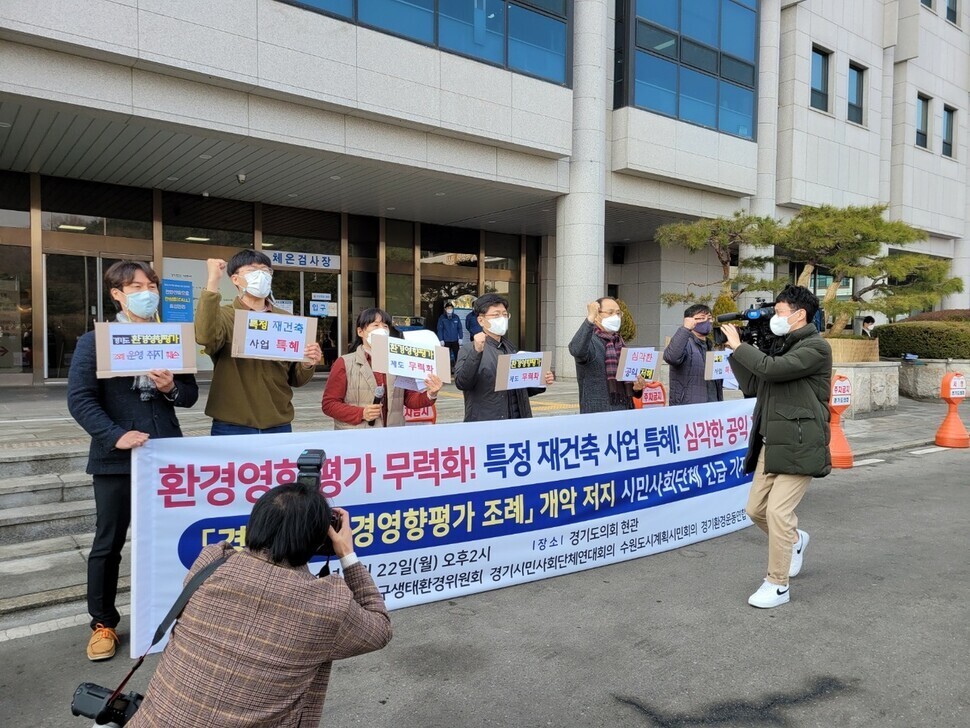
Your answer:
[87,624,119,661]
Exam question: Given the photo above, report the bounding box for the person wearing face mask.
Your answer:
[454,293,555,422]
[195,251,323,436]
[436,301,464,365]
[663,304,724,406]
[67,261,199,661]
[322,308,442,428]
[569,298,646,413]
[721,284,832,609]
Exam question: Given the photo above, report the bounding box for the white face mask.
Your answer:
[485,316,509,337]
[601,315,622,333]
[240,269,272,299]
[770,312,794,337]
[366,328,388,347]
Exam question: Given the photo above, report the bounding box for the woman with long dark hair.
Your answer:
[321,308,441,429]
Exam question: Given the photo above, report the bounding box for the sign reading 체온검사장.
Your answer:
[129,399,755,656]
[95,322,198,378]
[230,310,317,363]
[494,351,550,391]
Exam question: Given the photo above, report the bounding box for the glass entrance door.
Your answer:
[45,254,120,378]
[271,268,340,371]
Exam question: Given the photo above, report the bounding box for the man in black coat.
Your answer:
[68,261,198,660]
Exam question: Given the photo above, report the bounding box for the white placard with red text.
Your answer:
[131,400,755,656]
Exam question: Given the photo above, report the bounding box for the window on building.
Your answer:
[921,0,933,8]
[917,94,930,148]
[278,0,569,85]
[811,47,830,112]
[42,177,153,239]
[848,63,865,124]
[947,0,958,23]
[943,106,956,157]
[626,0,758,139]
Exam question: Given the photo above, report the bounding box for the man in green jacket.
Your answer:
[722,285,832,609]
[196,251,322,435]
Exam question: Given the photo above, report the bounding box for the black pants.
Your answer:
[88,473,130,630]
[445,340,460,365]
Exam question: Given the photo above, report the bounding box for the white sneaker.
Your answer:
[748,579,790,608]
[789,529,810,577]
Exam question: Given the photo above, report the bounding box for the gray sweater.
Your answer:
[568,320,633,414]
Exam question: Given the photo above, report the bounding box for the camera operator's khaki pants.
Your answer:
[745,451,812,586]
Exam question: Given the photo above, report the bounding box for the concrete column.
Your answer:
[555,0,608,379]
[740,0,781,308]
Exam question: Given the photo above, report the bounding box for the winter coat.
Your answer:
[436,313,464,343]
[67,330,198,475]
[729,324,833,477]
[453,336,543,422]
[663,326,724,406]
[568,319,633,414]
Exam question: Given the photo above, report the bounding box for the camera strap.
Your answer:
[107,553,230,704]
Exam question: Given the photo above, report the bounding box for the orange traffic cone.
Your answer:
[829,375,853,468]
[936,373,969,448]
[935,405,969,448]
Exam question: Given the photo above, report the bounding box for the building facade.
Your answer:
[0,0,968,384]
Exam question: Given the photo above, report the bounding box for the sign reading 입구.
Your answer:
[94,323,198,378]
[130,399,755,656]
[230,310,317,363]
[495,351,550,391]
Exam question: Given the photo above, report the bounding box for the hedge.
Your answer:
[903,309,970,323]
[875,321,970,359]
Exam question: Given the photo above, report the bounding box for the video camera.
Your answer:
[296,449,342,557]
[715,298,781,354]
[71,682,142,726]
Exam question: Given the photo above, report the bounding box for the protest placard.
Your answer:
[369,333,452,382]
[95,323,197,378]
[494,351,550,391]
[131,399,755,656]
[230,310,317,363]
[704,350,734,381]
[616,347,659,381]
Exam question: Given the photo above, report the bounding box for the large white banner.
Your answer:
[131,400,755,656]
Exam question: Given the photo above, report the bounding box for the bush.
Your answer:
[903,309,970,323]
[617,299,637,343]
[875,321,970,359]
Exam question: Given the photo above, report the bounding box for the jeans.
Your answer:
[88,473,130,630]
[210,420,293,436]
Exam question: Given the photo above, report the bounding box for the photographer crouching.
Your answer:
[126,480,391,727]
[721,285,832,610]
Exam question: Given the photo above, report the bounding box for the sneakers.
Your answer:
[87,624,119,661]
[748,579,790,608]
[789,529,810,577]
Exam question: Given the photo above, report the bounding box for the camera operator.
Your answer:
[721,285,832,609]
[127,484,391,727]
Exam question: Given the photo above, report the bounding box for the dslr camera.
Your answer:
[296,449,341,557]
[71,682,142,726]
[715,298,781,354]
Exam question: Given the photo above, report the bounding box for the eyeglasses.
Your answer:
[483,312,510,320]
[775,307,800,317]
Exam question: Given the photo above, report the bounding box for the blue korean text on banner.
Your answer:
[161,279,194,323]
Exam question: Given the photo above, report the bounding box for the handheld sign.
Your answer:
[616,347,658,381]
[495,351,550,391]
[370,334,452,383]
[230,310,317,363]
[633,381,667,408]
[95,323,198,378]
[704,351,734,381]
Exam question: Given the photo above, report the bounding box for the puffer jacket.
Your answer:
[729,324,833,477]
[453,336,543,422]
[663,326,723,405]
